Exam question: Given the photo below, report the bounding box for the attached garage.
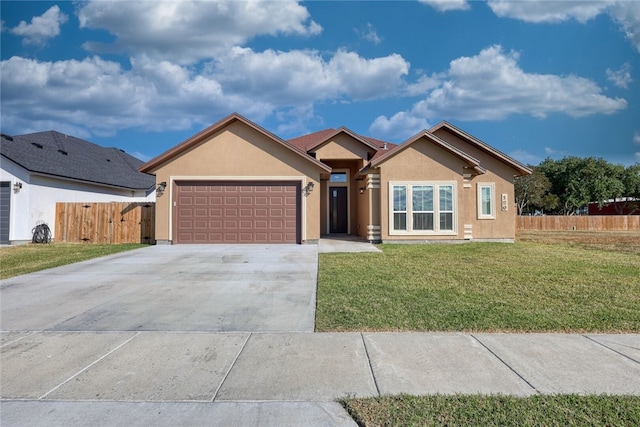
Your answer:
[174,181,301,244]
[139,113,330,244]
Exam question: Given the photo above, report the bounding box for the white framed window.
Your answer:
[390,182,456,235]
[477,183,495,219]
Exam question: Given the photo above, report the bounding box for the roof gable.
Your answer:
[429,121,531,176]
[1,131,155,190]
[369,130,486,174]
[306,127,380,153]
[140,112,330,173]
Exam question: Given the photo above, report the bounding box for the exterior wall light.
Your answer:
[156,181,167,195]
[303,181,314,196]
[13,182,22,193]
[359,186,366,194]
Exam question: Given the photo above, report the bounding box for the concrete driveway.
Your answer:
[0,244,318,332]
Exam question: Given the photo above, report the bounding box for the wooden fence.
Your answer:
[55,202,155,244]
[516,215,640,232]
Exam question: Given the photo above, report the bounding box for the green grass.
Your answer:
[341,394,640,427]
[0,243,147,279]
[316,241,640,332]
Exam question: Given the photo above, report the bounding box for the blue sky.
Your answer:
[1,1,639,166]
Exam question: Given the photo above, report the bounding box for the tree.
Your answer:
[581,158,625,209]
[538,157,591,215]
[612,164,640,214]
[514,167,558,215]
[536,157,634,215]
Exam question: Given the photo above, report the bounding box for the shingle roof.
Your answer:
[287,128,397,155]
[1,131,155,190]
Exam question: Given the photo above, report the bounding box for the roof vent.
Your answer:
[58,149,68,155]
[1,133,14,141]
[382,143,388,150]
[106,159,111,162]
[31,142,43,149]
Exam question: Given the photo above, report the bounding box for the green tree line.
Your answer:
[515,157,640,215]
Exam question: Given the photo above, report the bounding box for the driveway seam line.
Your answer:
[211,333,252,402]
[470,334,539,394]
[582,334,640,365]
[0,330,41,348]
[360,333,381,397]
[38,332,141,400]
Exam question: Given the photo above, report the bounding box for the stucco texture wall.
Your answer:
[149,121,323,242]
[378,137,518,241]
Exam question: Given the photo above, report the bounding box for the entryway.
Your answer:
[329,186,348,233]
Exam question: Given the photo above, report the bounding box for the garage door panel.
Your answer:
[175,181,301,244]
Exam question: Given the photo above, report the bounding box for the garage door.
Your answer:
[0,182,10,244]
[174,181,301,244]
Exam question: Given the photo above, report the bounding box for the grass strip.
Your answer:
[341,394,640,427]
[316,241,640,332]
[0,243,147,279]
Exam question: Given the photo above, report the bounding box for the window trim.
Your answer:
[477,182,496,219]
[389,181,457,235]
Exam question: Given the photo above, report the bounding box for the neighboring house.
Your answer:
[1,131,156,244]
[588,198,639,215]
[140,112,531,244]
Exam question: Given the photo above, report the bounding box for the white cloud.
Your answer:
[606,63,633,88]
[487,1,640,52]
[370,45,626,137]
[609,2,640,54]
[128,151,152,162]
[635,152,640,162]
[356,23,382,45]
[419,0,470,12]
[404,73,443,96]
[77,0,322,64]
[211,47,409,103]
[0,55,270,136]
[9,5,68,45]
[509,149,541,165]
[487,0,609,23]
[369,112,430,140]
[0,47,410,137]
[633,131,640,145]
[414,45,627,120]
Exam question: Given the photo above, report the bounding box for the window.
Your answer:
[478,183,495,219]
[390,182,456,234]
[412,185,434,230]
[439,185,454,230]
[330,172,348,183]
[393,185,407,230]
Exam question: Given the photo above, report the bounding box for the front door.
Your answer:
[329,186,348,233]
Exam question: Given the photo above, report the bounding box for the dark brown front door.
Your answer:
[329,186,348,233]
[174,181,301,244]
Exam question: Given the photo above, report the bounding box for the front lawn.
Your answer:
[0,243,147,279]
[316,235,640,332]
[341,394,640,427]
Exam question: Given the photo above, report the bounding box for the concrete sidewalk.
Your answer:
[2,332,639,426]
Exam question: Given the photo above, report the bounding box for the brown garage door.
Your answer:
[174,181,301,244]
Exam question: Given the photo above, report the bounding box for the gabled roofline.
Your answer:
[367,130,486,175]
[429,121,532,176]
[1,154,154,191]
[139,112,331,173]
[306,126,380,152]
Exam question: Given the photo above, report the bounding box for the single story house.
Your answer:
[139,113,531,244]
[1,131,156,244]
